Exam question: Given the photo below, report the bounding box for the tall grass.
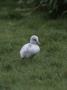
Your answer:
[0,13,67,90]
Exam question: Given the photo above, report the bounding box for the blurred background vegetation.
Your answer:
[0,0,67,19]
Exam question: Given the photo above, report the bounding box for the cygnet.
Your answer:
[20,35,40,58]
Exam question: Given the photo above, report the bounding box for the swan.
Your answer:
[20,35,40,58]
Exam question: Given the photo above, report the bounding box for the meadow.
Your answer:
[0,13,67,90]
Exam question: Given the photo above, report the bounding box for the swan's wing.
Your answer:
[30,45,40,54]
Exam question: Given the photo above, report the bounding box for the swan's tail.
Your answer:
[20,50,24,58]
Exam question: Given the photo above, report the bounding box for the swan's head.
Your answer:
[30,35,40,44]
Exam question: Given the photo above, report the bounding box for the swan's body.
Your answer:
[20,35,40,58]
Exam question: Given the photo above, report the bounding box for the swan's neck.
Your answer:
[30,40,37,44]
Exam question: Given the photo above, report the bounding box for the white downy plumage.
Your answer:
[20,35,40,58]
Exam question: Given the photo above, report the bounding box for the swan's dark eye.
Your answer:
[33,39,36,41]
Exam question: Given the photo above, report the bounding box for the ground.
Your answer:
[0,14,67,90]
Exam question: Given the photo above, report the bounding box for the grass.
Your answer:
[0,13,67,90]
